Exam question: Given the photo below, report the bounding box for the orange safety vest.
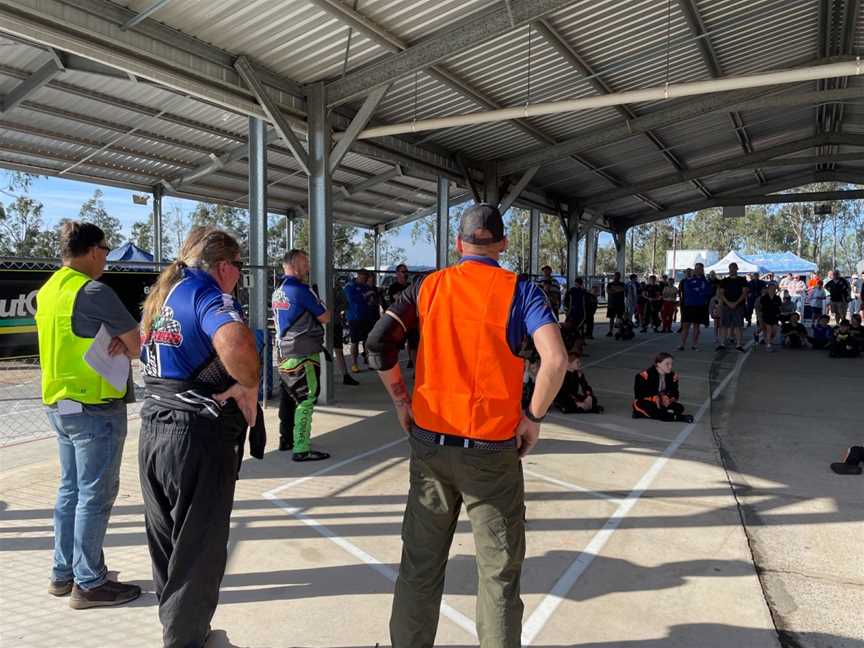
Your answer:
[412,260,524,441]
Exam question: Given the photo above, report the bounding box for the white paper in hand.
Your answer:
[84,324,130,392]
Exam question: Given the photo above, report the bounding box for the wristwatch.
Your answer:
[524,406,545,423]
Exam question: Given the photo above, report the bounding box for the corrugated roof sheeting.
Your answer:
[421,120,537,160]
[117,0,497,84]
[545,0,707,94]
[700,0,820,75]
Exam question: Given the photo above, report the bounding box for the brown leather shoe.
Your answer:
[48,579,73,597]
[69,580,141,609]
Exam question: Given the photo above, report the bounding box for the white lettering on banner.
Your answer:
[0,291,37,318]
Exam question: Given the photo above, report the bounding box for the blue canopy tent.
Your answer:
[106,242,154,262]
[705,251,817,277]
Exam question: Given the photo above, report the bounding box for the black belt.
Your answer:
[410,426,516,450]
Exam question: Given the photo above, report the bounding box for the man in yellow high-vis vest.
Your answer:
[35,221,142,610]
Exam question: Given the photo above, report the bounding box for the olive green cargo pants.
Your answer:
[390,434,526,648]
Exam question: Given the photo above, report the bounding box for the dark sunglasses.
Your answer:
[95,244,110,252]
[228,260,244,271]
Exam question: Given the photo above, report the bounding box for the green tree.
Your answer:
[190,202,249,257]
[410,203,465,266]
[539,213,568,274]
[78,189,123,248]
[0,195,46,257]
[130,216,174,259]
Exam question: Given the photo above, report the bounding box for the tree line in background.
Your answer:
[1,171,407,269]
[3,172,862,275]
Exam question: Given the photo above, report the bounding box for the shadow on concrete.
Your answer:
[387,623,864,648]
[113,553,757,607]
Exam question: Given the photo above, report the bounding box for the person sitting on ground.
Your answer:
[808,315,833,350]
[830,319,860,358]
[632,352,694,423]
[759,283,782,351]
[614,316,635,340]
[779,291,797,324]
[554,353,603,414]
[849,313,863,345]
[780,312,808,349]
[830,446,864,475]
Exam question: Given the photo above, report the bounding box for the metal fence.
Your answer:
[0,260,407,447]
[0,260,618,447]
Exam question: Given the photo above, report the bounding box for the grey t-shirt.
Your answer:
[48,279,139,415]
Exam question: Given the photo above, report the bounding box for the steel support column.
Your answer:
[373,225,382,277]
[583,227,597,278]
[529,208,541,277]
[436,176,450,269]
[152,184,163,264]
[307,83,334,404]
[483,161,499,206]
[286,210,295,250]
[566,205,581,287]
[248,116,269,402]
[614,228,627,274]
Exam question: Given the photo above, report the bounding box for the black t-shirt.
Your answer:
[760,294,781,321]
[642,284,661,301]
[607,280,626,307]
[720,275,748,303]
[825,278,850,302]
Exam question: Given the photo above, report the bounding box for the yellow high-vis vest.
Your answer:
[35,266,127,405]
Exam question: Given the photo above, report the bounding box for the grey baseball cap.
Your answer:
[458,203,505,244]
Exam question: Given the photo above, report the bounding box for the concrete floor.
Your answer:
[0,327,861,648]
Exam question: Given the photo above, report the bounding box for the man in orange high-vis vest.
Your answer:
[367,204,568,648]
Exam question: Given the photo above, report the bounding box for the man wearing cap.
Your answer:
[367,203,568,648]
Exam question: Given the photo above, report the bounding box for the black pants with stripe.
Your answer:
[139,407,243,648]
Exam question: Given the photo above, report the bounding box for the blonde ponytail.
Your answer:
[141,226,240,335]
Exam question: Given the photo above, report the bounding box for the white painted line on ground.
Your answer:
[263,436,407,498]
[264,436,478,641]
[523,469,623,505]
[521,344,753,646]
[545,412,679,445]
[582,337,658,368]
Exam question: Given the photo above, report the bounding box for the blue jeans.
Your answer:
[48,409,127,589]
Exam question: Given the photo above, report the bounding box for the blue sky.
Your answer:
[15,174,611,267]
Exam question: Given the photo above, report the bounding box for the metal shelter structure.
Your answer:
[2,0,864,401]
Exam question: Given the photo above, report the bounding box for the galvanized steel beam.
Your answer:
[329,84,390,175]
[436,177,450,269]
[498,84,864,175]
[0,55,62,113]
[306,83,334,404]
[120,0,175,30]
[529,208,541,276]
[499,167,540,215]
[152,183,163,263]
[235,56,310,175]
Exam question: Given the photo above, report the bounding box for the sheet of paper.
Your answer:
[57,399,83,415]
[83,324,130,393]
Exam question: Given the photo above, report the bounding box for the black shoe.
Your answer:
[69,580,141,609]
[676,346,685,351]
[830,462,862,475]
[278,438,293,452]
[641,328,647,333]
[342,374,359,386]
[292,450,331,462]
[606,332,613,337]
[48,578,73,597]
[715,344,726,351]
[736,345,745,352]
[674,414,695,423]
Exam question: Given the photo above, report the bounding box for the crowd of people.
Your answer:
[32,211,859,648]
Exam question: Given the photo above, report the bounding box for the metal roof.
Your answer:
[1,0,862,233]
